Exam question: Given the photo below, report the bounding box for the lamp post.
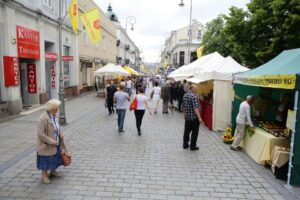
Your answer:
[124,16,136,66]
[179,0,193,64]
[58,0,66,124]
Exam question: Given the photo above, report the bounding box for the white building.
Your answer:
[161,20,204,68]
[106,4,141,70]
[0,0,78,116]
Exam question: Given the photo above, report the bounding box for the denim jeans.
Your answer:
[116,109,126,132]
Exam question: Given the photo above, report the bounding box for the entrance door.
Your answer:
[20,63,29,109]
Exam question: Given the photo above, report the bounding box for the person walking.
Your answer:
[152,82,161,114]
[133,87,152,136]
[182,84,203,151]
[126,77,132,96]
[36,99,67,184]
[114,85,130,134]
[231,96,255,151]
[161,81,171,114]
[106,81,117,114]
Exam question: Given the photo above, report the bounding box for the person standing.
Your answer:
[152,82,161,114]
[170,81,177,109]
[114,85,130,134]
[36,99,67,184]
[126,77,132,96]
[133,88,152,135]
[231,96,255,151]
[182,84,203,151]
[177,81,185,112]
[161,81,171,114]
[106,81,117,114]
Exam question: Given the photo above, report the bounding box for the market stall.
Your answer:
[187,56,248,131]
[233,48,300,186]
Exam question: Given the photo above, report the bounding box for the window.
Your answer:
[43,0,53,8]
[82,64,87,85]
[83,26,88,45]
[62,0,69,16]
[179,51,185,67]
[63,46,70,87]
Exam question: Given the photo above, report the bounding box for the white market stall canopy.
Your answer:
[168,52,225,81]
[95,63,130,77]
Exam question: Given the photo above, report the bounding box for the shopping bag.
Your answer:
[130,96,138,111]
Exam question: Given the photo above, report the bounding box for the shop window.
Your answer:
[64,46,70,87]
[43,0,53,8]
[83,26,88,45]
[82,64,87,85]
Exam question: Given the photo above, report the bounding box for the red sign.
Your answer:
[3,56,19,86]
[16,25,40,59]
[27,64,37,93]
[62,56,74,61]
[50,65,56,89]
[45,52,58,60]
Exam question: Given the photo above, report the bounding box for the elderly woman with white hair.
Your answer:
[36,99,66,184]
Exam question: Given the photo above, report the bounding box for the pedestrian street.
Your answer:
[0,93,299,200]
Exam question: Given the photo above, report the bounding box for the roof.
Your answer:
[237,48,300,76]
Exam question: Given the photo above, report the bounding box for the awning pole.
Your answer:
[286,90,298,188]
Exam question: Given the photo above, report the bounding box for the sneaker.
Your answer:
[190,147,199,151]
[230,146,241,151]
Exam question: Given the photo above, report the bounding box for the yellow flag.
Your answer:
[197,46,204,58]
[68,0,78,33]
[80,9,101,44]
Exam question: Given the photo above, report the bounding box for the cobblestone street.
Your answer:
[0,93,299,200]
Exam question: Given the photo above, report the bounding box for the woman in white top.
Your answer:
[152,82,161,114]
[133,87,152,135]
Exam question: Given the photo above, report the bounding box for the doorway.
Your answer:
[19,58,35,109]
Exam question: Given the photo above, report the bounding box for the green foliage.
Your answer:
[201,0,300,68]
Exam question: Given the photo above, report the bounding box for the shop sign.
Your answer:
[46,52,58,60]
[50,65,56,89]
[62,56,74,61]
[27,64,37,93]
[16,25,40,59]
[3,56,19,86]
[234,75,296,90]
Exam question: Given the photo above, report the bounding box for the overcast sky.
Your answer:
[94,0,250,63]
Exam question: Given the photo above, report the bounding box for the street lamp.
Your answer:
[124,16,136,65]
[179,0,193,64]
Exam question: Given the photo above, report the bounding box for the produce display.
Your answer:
[222,127,235,144]
[253,119,287,137]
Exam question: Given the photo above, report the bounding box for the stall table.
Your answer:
[241,127,287,165]
[269,146,290,174]
[200,100,212,130]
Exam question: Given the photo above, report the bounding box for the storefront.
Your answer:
[232,48,300,186]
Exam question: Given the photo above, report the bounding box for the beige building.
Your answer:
[78,0,117,94]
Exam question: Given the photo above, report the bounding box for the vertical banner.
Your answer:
[27,64,37,93]
[80,8,101,44]
[50,65,56,89]
[3,56,19,86]
[197,46,204,58]
[68,0,78,33]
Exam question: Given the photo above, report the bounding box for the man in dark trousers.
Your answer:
[106,81,117,114]
[182,84,203,151]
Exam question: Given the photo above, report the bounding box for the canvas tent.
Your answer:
[95,63,130,77]
[186,56,248,131]
[168,52,224,81]
[233,48,300,186]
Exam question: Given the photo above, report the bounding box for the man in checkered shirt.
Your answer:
[182,84,203,151]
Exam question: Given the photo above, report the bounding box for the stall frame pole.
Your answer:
[286,90,299,188]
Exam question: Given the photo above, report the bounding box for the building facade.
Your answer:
[106,4,141,70]
[78,0,117,94]
[0,0,78,116]
[161,20,204,68]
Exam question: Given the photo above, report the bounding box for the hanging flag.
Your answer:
[68,0,78,33]
[80,9,101,44]
[196,46,204,58]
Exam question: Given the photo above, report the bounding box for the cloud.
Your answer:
[94,0,250,62]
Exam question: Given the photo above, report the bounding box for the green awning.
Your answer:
[234,48,300,89]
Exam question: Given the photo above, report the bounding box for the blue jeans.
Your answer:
[116,109,126,132]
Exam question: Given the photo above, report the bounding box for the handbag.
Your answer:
[61,141,71,166]
[130,96,138,111]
